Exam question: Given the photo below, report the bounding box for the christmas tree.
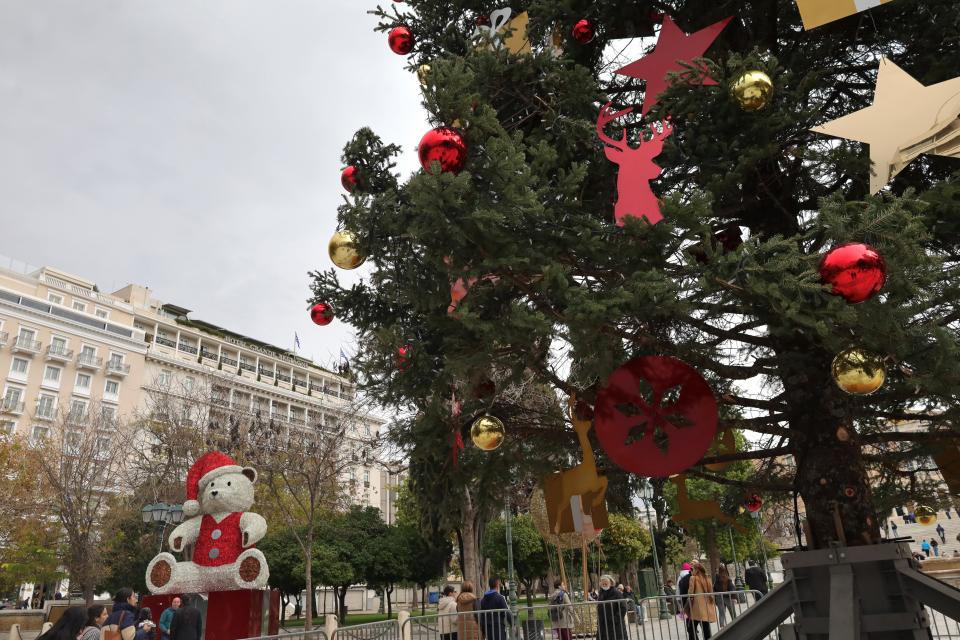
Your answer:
[311,0,960,587]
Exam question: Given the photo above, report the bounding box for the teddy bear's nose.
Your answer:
[211,490,219,497]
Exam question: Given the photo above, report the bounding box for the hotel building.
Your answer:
[0,258,389,512]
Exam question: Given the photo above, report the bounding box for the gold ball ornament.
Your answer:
[417,64,431,88]
[916,505,937,526]
[328,230,366,270]
[732,70,774,111]
[831,348,886,395]
[470,415,505,451]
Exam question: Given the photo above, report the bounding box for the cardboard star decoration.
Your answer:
[812,58,960,194]
[614,16,731,115]
[795,0,898,30]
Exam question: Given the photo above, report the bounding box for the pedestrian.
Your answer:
[135,608,156,640]
[54,592,63,601]
[712,565,737,627]
[953,550,960,558]
[104,588,138,640]
[81,605,109,640]
[37,606,87,640]
[456,581,481,640]
[548,579,575,640]
[937,523,946,543]
[596,574,627,640]
[744,561,768,602]
[159,597,181,640]
[479,577,512,640]
[170,594,202,640]
[622,585,640,623]
[891,522,898,537]
[687,563,716,639]
[437,586,458,640]
[922,539,931,557]
[932,539,940,557]
[678,562,692,585]
[947,508,953,520]
[663,580,677,615]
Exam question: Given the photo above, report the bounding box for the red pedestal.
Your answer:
[141,590,279,640]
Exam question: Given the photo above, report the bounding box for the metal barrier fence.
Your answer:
[239,630,327,640]
[332,618,401,640]
[403,599,642,640]
[635,591,764,639]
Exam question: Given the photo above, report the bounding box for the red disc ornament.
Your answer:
[746,494,763,513]
[388,26,415,55]
[475,15,491,27]
[571,19,596,44]
[418,127,467,174]
[341,166,358,193]
[310,303,334,326]
[397,345,413,371]
[594,356,718,477]
[819,242,886,304]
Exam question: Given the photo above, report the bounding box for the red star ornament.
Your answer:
[615,16,731,115]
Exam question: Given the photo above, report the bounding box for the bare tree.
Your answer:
[246,398,380,630]
[31,401,133,604]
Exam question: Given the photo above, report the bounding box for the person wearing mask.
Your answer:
[596,575,627,640]
[456,581,481,640]
[170,595,202,640]
[135,607,156,640]
[36,606,86,640]
[159,597,181,640]
[548,579,575,640]
[687,563,716,639]
[744,561,768,602]
[104,588,139,640]
[81,605,109,640]
[479,577,512,640]
[712,565,737,627]
[437,586,458,640]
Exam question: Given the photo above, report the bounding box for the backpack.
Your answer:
[548,591,565,623]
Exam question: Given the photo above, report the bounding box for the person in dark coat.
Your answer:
[170,595,203,640]
[37,606,86,640]
[744,561,768,602]
[479,578,512,640]
[596,575,627,640]
[104,588,139,640]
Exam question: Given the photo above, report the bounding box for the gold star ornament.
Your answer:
[811,58,960,194]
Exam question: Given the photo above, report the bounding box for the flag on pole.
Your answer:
[794,0,897,30]
[294,332,301,350]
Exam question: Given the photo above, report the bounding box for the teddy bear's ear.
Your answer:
[242,467,258,484]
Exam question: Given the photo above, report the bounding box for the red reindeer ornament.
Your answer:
[597,102,673,226]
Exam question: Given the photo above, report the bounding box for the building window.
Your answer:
[51,336,69,353]
[158,370,172,386]
[80,345,96,358]
[184,376,195,392]
[9,357,29,378]
[108,353,123,367]
[31,425,50,443]
[0,421,14,436]
[72,300,87,312]
[42,365,62,387]
[95,308,109,319]
[18,327,36,342]
[104,380,120,400]
[3,386,23,408]
[75,373,92,393]
[37,394,57,420]
[101,405,116,425]
[69,399,87,421]
[48,293,63,305]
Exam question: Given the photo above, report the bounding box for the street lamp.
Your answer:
[142,502,185,553]
[640,481,672,620]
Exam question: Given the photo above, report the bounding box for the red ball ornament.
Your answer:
[310,303,334,326]
[475,15,491,27]
[819,242,886,304]
[388,26,415,55]
[341,166,358,193]
[418,127,468,174]
[746,494,762,513]
[571,19,596,44]
[397,345,413,371]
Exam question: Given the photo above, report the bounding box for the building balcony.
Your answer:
[289,415,306,425]
[154,336,176,348]
[239,362,256,373]
[178,342,198,355]
[76,354,103,370]
[276,373,291,383]
[1,400,25,415]
[105,361,131,377]
[46,345,75,362]
[259,367,275,378]
[0,331,8,347]
[12,337,41,355]
[220,356,238,368]
[200,348,218,361]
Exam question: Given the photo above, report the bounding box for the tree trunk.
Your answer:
[704,525,720,579]
[522,579,533,607]
[281,595,288,623]
[386,585,393,618]
[421,585,427,615]
[304,529,314,631]
[337,585,348,622]
[461,493,484,588]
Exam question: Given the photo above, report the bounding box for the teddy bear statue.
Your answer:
[145,451,270,594]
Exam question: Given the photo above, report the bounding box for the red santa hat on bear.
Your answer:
[183,451,248,517]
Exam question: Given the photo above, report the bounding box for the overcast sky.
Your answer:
[0,0,427,368]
